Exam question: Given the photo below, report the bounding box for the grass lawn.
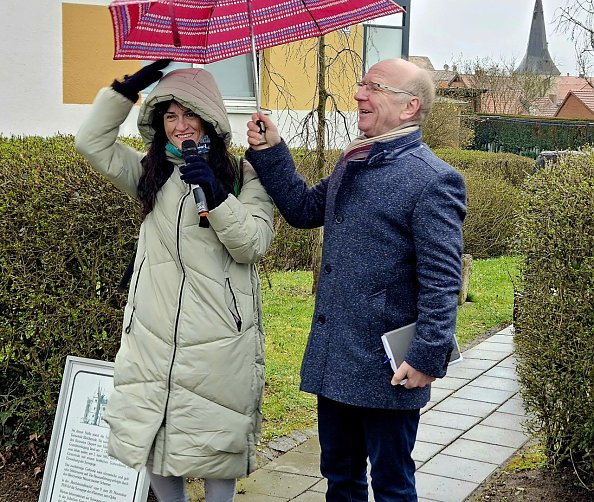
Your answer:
[259,256,521,442]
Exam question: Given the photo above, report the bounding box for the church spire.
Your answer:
[516,0,560,75]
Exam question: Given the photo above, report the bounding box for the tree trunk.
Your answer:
[311,36,328,294]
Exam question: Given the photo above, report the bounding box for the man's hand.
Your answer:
[247,113,281,150]
[392,361,435,389]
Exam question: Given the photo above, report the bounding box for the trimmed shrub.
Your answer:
[423,102,474,150]
[460,171,522,258]
[514,150,594,487]
[435,148,534,187]
[0,135,140,460]
[435,148,529,258]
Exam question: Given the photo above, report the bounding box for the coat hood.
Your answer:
[138,68,232,147]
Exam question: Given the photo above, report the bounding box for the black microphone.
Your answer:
[181,138,210,217]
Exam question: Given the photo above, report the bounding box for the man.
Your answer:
[246,58,466,501]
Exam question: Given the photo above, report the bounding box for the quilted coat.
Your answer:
[75,69,274,479]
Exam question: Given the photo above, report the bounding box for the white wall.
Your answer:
[0,1,73,137]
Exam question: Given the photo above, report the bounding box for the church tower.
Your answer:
[516,0,560,75]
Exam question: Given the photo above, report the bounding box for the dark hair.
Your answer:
[137,100,237,219]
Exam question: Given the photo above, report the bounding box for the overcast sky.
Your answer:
[406,0,579,75]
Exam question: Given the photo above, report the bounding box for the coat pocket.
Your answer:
[225,278,243,332]
[122,303,135,335]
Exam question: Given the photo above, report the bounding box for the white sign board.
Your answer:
[39,356,150,502]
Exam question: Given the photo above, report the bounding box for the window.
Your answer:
[142,55,255,102]
[363,0,410,73]
[364,25,404,71]
[206,54,255,100]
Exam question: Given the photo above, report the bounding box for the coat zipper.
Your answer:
[160,192,189,471]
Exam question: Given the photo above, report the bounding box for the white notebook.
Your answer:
[381,322,463,373]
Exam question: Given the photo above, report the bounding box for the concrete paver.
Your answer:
[415,472,479,502]
[417,454,498,483]
[420,409,481,430]
[440,438,516,464]
[236,326,529,501]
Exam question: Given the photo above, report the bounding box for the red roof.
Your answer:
[530,96,558,116]
[553,76,593,104]
[554,88,594,118]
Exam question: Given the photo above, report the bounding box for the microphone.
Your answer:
[181,137,210,217]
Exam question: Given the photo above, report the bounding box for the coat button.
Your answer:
[335,215,344,223]
[317,314,326,325]
[324,264,332,273]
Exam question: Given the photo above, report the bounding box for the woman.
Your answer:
[75,60,274,502]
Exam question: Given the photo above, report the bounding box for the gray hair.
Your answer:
[404,68,435,124]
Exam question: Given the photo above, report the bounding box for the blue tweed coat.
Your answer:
[246,130,466,409]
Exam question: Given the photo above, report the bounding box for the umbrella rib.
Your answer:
[168,0,182,47]
[203,0,219,60]
[298,0,323,34]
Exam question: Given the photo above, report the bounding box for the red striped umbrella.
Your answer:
[109,0,405,109]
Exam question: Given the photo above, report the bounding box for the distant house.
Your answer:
[553,76,592,102]
[409,58,485,112]
[555,88,594,119]
[529,96,558,116]
[408,56,435,71]
[433,67,465,89]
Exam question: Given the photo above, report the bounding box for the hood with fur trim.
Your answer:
[137,68,232,147]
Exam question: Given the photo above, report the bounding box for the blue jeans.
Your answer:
[317,395,420,502]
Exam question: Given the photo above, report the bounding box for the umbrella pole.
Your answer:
[250,36,261,114]
[247,0,260,114]
[247,0,265,136]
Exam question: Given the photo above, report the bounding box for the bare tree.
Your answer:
[557,0,594,78]
[457,57,556,115]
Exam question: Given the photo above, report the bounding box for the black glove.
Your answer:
[111,59,172,103]
[179,157,228,209]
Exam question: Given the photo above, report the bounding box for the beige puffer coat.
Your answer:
[75,69,274,479]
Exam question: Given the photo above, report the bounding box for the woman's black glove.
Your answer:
[111,59,172,103]
[179,157,228,209]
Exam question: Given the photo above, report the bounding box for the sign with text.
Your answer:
[39,356,150,502]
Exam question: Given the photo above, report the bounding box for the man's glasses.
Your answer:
[356,80,415,96]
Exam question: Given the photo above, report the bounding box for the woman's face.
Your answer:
[163,101,205,150]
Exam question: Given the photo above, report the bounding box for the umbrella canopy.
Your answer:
[109,0,405,111]
[110,0,404,64]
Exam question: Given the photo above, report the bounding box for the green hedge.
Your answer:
[460,171,521,258]
[514,150,594,486]
[0,135,139,458]
[470,114,594,158]
[435,147,534,187]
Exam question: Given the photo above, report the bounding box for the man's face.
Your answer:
[354,62,412,138]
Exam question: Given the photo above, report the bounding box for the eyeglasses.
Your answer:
[356,80,415,96]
